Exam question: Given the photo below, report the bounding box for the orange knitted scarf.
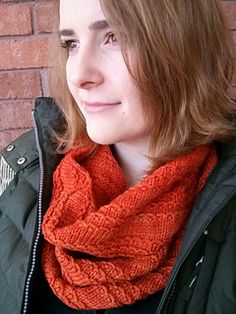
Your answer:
[42,144,217,310]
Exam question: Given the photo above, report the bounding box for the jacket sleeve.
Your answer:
[0,130,40,314]
[0,129,38,198]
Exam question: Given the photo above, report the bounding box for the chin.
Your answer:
[87,131,116,146]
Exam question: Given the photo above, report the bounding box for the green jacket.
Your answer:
[1,97,236,314]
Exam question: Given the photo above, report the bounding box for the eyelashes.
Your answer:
[61,39,80,51]
[104,31,117,45]
[60,31,118,51]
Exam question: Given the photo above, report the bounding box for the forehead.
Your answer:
[59,0,105,29]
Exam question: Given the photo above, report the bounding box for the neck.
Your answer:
[112,139,151,187]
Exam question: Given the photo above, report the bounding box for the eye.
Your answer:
[61,39,80,51]
[104,31,117,45]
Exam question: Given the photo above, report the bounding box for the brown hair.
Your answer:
[50,0,236,166]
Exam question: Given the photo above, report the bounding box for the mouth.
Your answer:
[83,101,121,113]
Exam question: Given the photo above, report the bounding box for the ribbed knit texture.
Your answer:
[42,144,217,310]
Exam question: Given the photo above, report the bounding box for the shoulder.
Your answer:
[0,129,39,197]
[204,138,236,188]
[0,97,63,198]
[0,131,41,314]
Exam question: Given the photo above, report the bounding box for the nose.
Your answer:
[67,48,104,90]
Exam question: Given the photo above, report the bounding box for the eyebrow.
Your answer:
[89,19,109,30]
[59,29,75,36]
[59,19,109,36]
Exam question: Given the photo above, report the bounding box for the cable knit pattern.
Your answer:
[42,144,217,310]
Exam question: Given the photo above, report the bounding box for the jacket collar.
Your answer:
[176,138,236,261]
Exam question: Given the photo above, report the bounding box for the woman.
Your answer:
[0,0,236,313]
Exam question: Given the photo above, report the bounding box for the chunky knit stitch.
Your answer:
[42,144,217,310]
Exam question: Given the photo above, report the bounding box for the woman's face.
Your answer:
[60,0,150,146]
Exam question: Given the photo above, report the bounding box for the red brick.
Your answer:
[0,129,30,150]
[40,69,50,96]
[222,1,236,30]
[0,4,32,36]
[34,2,57,34]
[0,101,33,131]
[0,38,49,70]
[0,71,41,99]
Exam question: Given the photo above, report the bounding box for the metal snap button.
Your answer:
[17,157,27,165]
[6,144,15,152]
[203,230,208,235]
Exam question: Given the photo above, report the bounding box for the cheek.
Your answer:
[65,60,85,117]
[120,79,141,104]
[65,60,77,97]
[66,60,72,87]
[113,61,139,99]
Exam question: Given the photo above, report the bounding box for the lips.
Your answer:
[83,101,121,113]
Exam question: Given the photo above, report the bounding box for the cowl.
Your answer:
[42,143,217,310]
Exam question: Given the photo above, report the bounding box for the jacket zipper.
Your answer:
[21,111,45,314]
[162,280,177,314]
[155,190,236,314]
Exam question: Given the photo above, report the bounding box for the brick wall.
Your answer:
[0,0,56,148]
[0,0,236,149]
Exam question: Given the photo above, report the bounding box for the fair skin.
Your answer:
[60,0,151,186]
